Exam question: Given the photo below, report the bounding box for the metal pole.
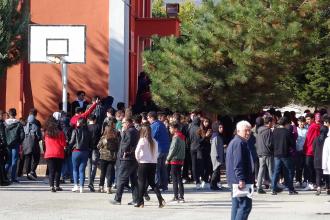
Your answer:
[61,61,68,113]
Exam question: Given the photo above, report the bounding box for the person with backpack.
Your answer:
[0,110,10,186]
[97,119,120,194]
[4,108,25,183]
[22,114,42,180]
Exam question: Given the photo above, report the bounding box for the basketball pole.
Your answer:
[61,59,68,113]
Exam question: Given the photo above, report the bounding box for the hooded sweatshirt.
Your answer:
[22,115,42,155]
[5,118,25,147]
[24,115,41,140]
[304,122,321,156]
[256,125,273,156]
[188,117,202,152]
[167,131,186,165]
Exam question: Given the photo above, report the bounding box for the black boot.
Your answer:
[134,201,144,208]
[157,195,165,208]
[0,164,10,186]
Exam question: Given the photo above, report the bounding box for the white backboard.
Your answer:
[29,25,86,63]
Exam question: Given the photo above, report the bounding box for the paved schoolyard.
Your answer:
[1,178,330,220]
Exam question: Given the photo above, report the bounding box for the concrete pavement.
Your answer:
[1,178,330,220]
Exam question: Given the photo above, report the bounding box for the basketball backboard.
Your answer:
[28,25,86,63]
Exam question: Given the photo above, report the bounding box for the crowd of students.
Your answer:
[1,91,330,209]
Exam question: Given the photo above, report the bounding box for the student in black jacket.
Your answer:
[110,117,139,205]
[188,117,203,189]
[69,118,92,193]
[71,91,89,117]
[87,114,101,192]
[271,117,297,195]
[4,108,25,183]
[0,110,10,186]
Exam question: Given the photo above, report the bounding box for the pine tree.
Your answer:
[144,0,329,114]
[0,0,30,76]
[292,4,330,108]
[152,0,166,17]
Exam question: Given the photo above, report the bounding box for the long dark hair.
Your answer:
[140,123,155,154]
[45,116,61,138]
[103,125,118,140]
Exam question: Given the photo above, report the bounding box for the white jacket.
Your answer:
[322,132,330,174]
[135,137,158,164]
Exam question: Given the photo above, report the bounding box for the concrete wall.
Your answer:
[109,0,130,108]
[2,0,109,123]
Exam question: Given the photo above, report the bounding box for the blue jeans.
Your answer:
[156,153,168,190]
[231,196,252,220]
[5,145,19,181]
[272,157,294,191]
[72,151,89,187]
[61,154,73,180]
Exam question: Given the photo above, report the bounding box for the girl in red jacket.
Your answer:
[44,116,66,192]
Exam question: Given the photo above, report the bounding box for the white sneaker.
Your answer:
[80,186,84,193]
[201,181,206,189]
[196,183,201,190]
[303,184,315,191]
[72,185,79,192]
[217,183,223,189]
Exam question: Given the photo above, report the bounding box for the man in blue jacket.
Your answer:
[148,111,170,191]
[226,120,254,220]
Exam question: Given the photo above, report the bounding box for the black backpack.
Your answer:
[22,124,38,155]
[6,123,22,146]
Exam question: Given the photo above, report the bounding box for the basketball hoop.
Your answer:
[46,56,62,64]
[29,25,86,113]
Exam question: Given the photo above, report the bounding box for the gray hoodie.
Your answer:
[5,118,25,147]
[256,126,273,156]
[24,115,41,140]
